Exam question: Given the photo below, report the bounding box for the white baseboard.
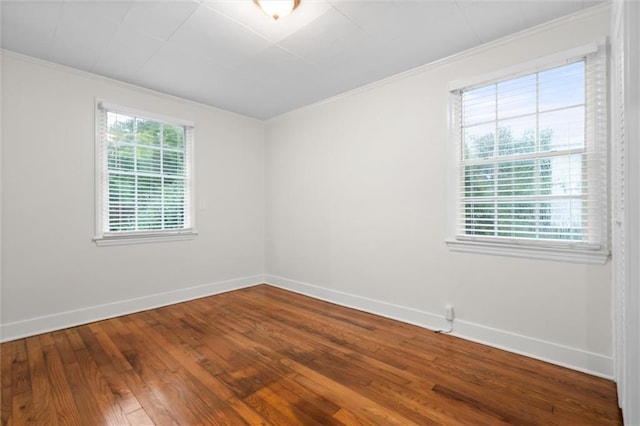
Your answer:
[265,274,614,379]
[2,272,614,379]
[0,274,265,342]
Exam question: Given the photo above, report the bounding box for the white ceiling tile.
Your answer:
[222,64,335,118]
[49,2,127,71]
[310,2,477,89]
[518,2,585,28]
[59,0,133,25]
[456,1,526,44]
[0,1,63,59]
[311,39,406,96]
[329,1,402,37]
[234,45,307,78]
[93,26,165,80]
[168,5,273,68]
[234,45,325,100]
[277,6,364,64]
[136,41,233,92]
[227,44,333,116]
[121,0,199,41]
[329,1,478,65]
[387,2,478,54]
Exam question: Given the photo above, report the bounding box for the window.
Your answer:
[94,101,196,246]
[446,43,608,263]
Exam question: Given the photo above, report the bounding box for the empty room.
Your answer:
[1,0,638,424]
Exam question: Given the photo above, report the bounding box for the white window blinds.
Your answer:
[95,102,195,244]
[448,45,608,261]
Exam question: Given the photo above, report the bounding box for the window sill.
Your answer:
[445,239,610,265]
[94,231,198,247]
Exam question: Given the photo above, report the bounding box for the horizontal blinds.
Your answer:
[100,107,192,234]
[453,51,607,248]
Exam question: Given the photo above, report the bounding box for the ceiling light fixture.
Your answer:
[254,0,301,20]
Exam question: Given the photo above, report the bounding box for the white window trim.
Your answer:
[93,99,197,246]
[94,230,197,247]
[445,239,609,264]
[445,42,609,264]
[447,42,599,92]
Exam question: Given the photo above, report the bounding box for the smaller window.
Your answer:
[446,43,608,264]
[94,101,196,246]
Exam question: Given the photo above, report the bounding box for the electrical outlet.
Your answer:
[445,305,455,321]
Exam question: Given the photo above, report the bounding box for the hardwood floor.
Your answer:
[1,284,622,425]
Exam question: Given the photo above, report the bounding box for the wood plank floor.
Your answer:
[1,284,622,425]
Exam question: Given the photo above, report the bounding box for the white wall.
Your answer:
[265,6,614,377]
[1,52,265,340]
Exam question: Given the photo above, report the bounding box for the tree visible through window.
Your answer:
[95,102,195,244]
[460,61,588,241]
[448,45,609,262]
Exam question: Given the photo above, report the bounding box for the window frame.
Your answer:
[94,100,197,246]
[445,42,609,264]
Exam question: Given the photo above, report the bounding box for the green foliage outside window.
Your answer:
[106,112,187,232]
[463,127,583,241]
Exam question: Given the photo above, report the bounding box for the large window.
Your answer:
[447,44,608,263]
[94,101,196,246]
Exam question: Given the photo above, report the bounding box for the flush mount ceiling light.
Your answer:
[254,0,301,20]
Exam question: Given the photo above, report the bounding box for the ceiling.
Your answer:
[1,0,604,119]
